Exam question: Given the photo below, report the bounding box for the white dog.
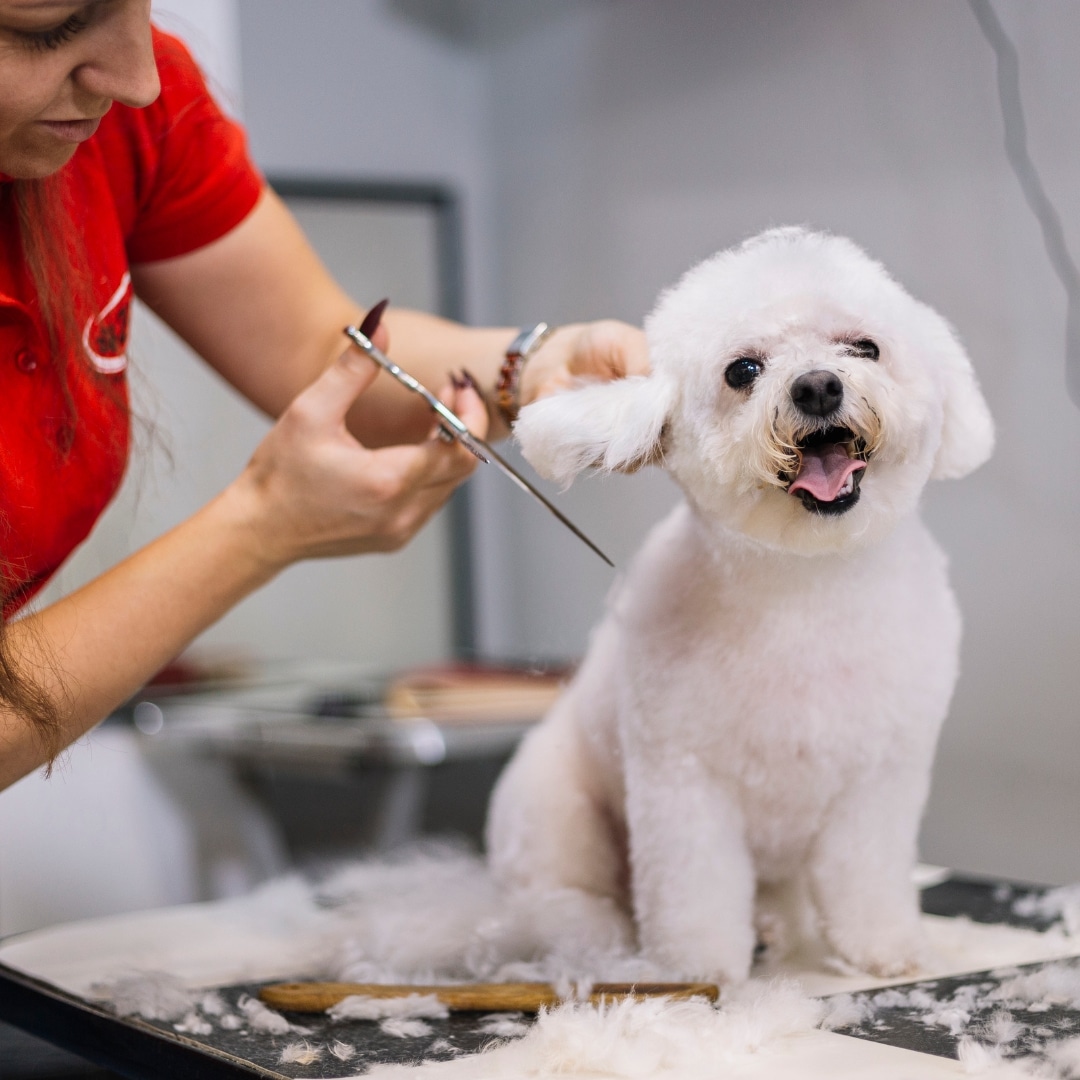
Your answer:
[485,227,994,983]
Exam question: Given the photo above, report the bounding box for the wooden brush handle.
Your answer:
[259,980,719,1014]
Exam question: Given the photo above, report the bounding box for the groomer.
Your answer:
[0,0,646,791]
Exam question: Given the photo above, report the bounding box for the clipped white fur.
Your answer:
[279,1041,321,1065]
[89,971,197,1022]
[489,227,995,984]
[362,979,825,1080]
[329,1039,357,1061]
[380,1017,435,1039]
[236,993,294,1035]
[327,993,449,1022]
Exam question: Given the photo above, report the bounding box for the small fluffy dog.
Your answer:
[485,227,994,983]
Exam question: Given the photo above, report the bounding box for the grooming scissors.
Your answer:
[344,307,613,568]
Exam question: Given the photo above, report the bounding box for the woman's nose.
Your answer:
[73,1,160,110]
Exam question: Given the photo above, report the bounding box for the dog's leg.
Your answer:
[624,756,756,983]
[808,760,930,978]
[753,877,809,966]
[486,695,634,955]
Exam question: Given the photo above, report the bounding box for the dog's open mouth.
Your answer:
[786,427,868,516]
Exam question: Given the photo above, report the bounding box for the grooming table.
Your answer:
[3,873,1080,1078]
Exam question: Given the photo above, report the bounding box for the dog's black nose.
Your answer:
[790,370,844,417]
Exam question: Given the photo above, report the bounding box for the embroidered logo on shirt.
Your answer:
[82,272,132,375]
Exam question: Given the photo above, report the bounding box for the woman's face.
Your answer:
[0,0,159,178]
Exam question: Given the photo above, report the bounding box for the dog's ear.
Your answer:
[514,375,675,487]
[930,327,995,481]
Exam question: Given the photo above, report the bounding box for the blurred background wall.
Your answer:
[3,0,1079,935]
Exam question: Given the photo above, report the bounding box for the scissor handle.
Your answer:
[343,326,489,461]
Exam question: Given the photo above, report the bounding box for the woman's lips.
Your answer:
[36,117,102,143]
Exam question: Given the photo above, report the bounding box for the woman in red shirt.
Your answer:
[0,0,646,790]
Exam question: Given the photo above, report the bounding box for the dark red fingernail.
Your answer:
[460,368,482,394]
[359,298,389,339]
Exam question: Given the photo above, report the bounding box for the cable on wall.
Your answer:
[969,0,1080,408]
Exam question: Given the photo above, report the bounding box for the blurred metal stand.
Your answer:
[123,666,535,867]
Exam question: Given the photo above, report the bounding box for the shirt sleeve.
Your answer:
[120,28,265,263]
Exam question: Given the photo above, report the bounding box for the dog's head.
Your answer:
[515,228,994,554]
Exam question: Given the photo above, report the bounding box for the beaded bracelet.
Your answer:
[495,322,555,425]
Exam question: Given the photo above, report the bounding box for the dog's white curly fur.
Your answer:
[486,227,994,984]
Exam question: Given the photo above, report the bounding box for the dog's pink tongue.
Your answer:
[789,444,865,502]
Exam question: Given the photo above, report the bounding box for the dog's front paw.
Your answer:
[642,926,756,986]
[752,907,795,967]
[504,886,635,957]
[547,888,636,955]
[827,924,929,979]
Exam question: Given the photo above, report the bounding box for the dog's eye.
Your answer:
[846,338,880,361]
[725,357,763,389]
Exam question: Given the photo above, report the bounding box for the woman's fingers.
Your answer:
[571,319,650,379]
[455,370,491,435]
[289,345,382,432]
[424,371,489,449]
[518,320,650,408]
[291,295,396,434]
[358,298,391,354]
[240,359,491,566]
[395,374,490,491]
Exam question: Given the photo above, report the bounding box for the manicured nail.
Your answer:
[450,372,466,392]
[460,368,482,394]
[358,297,389,339]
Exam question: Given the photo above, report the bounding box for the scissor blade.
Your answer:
[477,439,615,568]
[343,324,612,567]
[446,424,494,464]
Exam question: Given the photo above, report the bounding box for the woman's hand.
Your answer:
[517,319,650,409]
[233,343,487,572]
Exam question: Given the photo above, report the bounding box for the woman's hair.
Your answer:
[13,171,96,416]
[0,622,64,767]
[0,172,98,759]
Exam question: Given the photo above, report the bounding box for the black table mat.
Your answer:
[829,957,1080,1059]
[137,986,523,1079]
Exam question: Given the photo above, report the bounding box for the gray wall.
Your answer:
[236,1,1080,884]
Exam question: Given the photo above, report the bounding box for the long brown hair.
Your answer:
[12,170,97,420]
[0,169,97,761]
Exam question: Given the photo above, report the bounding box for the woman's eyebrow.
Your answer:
[11,0,97,10]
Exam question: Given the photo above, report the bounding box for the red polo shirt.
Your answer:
[0,28,263,614]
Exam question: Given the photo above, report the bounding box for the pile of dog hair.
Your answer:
[1009,884,1080,937]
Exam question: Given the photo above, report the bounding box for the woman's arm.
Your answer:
[0,189,647,790]
[0,349,487,791]
[131,189,649,442]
